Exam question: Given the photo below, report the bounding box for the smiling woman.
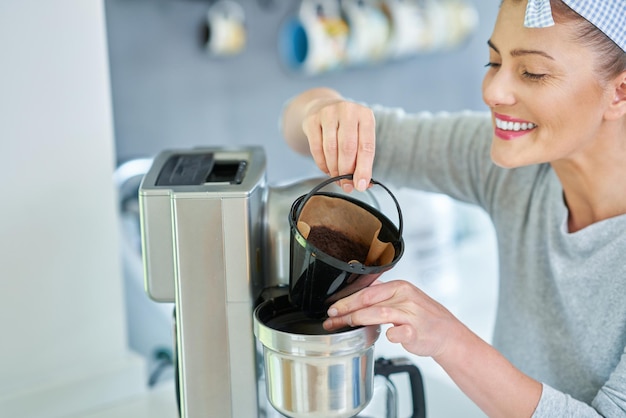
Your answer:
[278,0,626,417]
[482,2,617,172]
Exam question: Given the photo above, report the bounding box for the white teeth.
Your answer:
[495,118,536,131]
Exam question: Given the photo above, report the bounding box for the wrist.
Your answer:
[431,323,542,418]
[303,89,344,116]
[431,320,479,368]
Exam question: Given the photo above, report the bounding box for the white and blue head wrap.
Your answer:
[523,0,626,52]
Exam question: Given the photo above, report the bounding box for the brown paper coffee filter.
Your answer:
[296,195,395,266]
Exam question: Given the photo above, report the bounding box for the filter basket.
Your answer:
[288,174,404,317]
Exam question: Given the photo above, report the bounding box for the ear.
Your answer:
[604,70,626,121]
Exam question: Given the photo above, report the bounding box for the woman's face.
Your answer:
[482,1,613,168]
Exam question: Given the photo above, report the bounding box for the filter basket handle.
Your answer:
[294,174,403,238]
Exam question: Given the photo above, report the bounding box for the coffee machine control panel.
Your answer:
[154,152,248,186]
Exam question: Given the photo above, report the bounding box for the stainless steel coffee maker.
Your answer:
[139,146,425,418]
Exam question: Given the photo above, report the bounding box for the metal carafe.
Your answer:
[254,295,426,418]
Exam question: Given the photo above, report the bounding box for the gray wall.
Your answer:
[105,0,498,183]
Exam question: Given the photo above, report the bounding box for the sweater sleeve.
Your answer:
[371,106,498,211]
[533,385,602,417]
[534,346,626,417]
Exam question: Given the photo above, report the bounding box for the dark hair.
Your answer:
[549,0,626,82]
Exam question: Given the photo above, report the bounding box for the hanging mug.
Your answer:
[278,0,349,74]
[410,0,479,52]
[380,0,428,58]
[203,0,246,56]
[340,0,391,65]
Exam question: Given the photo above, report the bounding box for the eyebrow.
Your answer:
[487,39,555,60]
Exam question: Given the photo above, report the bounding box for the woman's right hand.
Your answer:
[281,87,376,192]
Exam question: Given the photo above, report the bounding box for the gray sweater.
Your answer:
[371,107,626,417]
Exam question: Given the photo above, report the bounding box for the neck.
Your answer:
[552,130,626,232]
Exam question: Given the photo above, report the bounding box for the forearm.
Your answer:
[280,87,344,155]
[435,324,542,418]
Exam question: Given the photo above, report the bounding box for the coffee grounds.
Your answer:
[307,225,369,264]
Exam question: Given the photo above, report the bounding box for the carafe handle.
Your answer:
[375,357,426,418]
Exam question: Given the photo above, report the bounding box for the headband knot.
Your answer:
[523,0,626,53]
[524,0,554,28]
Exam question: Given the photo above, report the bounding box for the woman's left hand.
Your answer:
[325,279,544,418]
[323,280,460,360]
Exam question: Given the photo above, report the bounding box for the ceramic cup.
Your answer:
[340,0,390,65]
[381,0,428,58]
[278,0,349,74]
[204,0,246,56]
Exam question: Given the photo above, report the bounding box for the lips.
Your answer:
[493,113,536,140]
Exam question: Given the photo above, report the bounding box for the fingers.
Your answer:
[303,116,329,176]
[303,100,375,189]
[386,324,416,345]
[322,280,459,359]
[323,281,405,330]
[316,108,337,180]
[323,304,404,331]
[336,112,359,192]
[353,112,375,191]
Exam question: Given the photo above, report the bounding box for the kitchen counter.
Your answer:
[75,382,178,418]
[75,370,484,418]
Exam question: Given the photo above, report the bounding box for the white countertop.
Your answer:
[76,371,485,418]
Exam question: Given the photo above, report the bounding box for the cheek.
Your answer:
[535,83,598,129]
[553,86,606,134]
[557,73,607,114]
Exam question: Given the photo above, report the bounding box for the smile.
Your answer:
[493,113,536,140]
[494,118,536,131]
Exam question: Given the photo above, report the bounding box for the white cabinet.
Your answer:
[0,2,145,417]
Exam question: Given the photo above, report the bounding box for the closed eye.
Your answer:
[522,71,546,81]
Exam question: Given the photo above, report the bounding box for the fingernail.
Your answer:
[327,307,338,317]
[342,183,353,193]
[322,319,331,330]
[357,179,367,191]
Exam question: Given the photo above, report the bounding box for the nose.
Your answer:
[482,68,516,108]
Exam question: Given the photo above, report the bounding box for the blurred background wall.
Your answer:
[105,0,497,183]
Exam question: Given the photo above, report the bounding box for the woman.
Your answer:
[280,0,626,416]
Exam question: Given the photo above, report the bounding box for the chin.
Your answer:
[490,143,516,168]
[491,158,520,169]
[490,142,532,169]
